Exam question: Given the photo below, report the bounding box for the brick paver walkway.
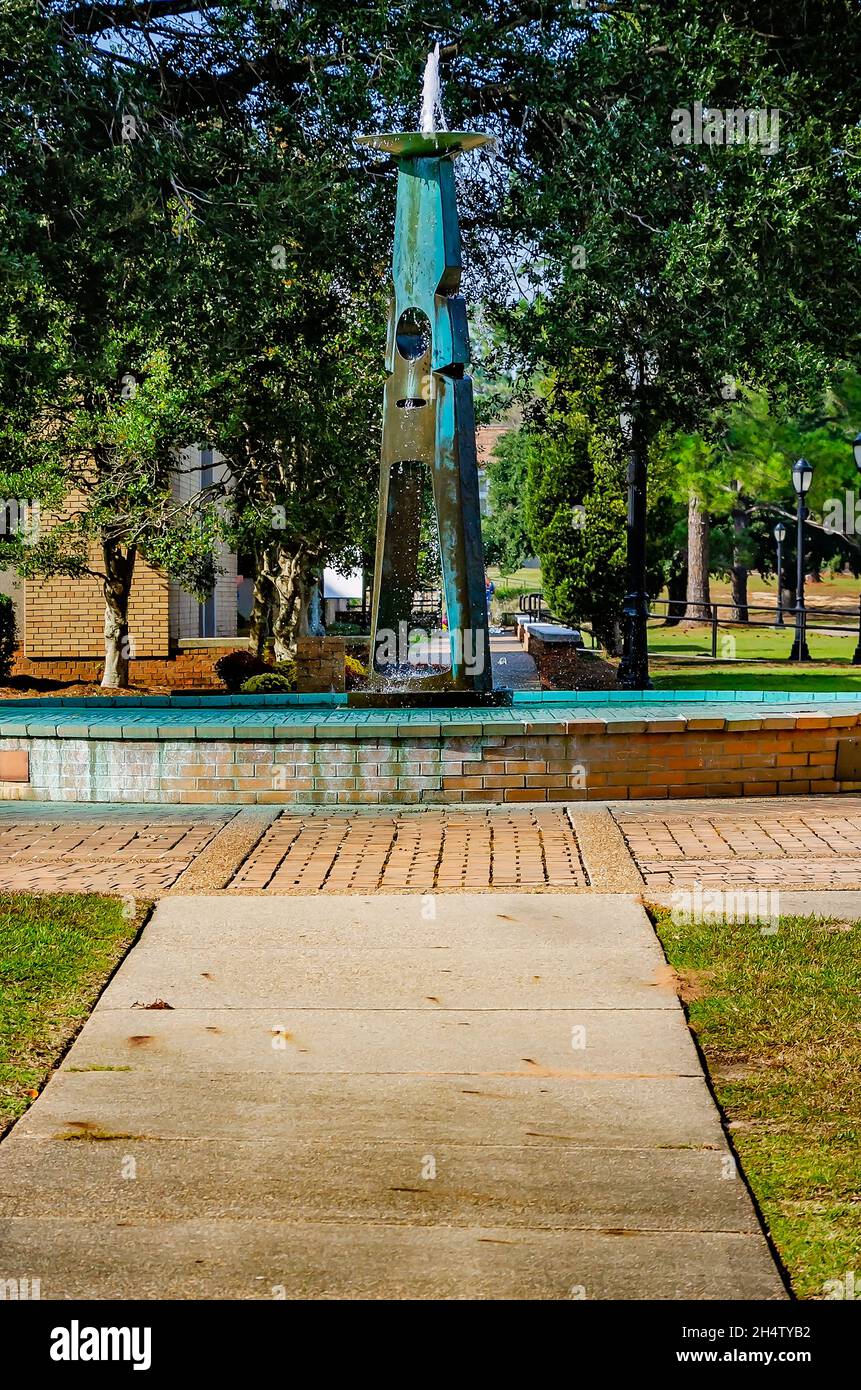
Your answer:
[0,814,230,895]
[5,797,861,897]
[616,799,861,888]
[231,807,584,892]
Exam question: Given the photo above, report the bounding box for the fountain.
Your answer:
[5,54,855,809]
[355,48,510,709]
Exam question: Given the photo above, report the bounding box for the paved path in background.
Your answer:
[0,893,784,1299]
[490,632,541,691]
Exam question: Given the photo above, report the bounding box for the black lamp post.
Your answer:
[773,521,786,627]
[789,457,813,661]
[616,398,652,690]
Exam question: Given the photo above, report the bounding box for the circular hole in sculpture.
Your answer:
[395,308,432,361]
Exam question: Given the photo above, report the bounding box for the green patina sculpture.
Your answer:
[356,130,493,692]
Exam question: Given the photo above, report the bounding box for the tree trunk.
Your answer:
[664,564,687,626]
[729,505,749,622]
[249,544,277,660]
[271,544,317,661]
[681,492,710,621]
[781,565,796,613]
[101,541,136,688]
[594,616,623,657]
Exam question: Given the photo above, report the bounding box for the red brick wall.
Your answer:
[4,715,860,803]
[11,644,248,690]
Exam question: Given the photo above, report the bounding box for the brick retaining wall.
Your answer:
[11,642,248,690]
[2,715,860,804]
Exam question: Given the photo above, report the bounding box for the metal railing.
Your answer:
[515,592,601,649]
[648,596,861,660]
[520,591,553,622]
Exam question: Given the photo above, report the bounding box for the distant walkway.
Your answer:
[0,892,784,1299]
[490,630,540,690]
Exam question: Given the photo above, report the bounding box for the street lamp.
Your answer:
[773,521,786,627]
[789,457,813,661]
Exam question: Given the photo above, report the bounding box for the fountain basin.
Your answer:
[346,688,512,709]
[2,691,861,806]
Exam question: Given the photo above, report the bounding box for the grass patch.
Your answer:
[0,893,145,1137]
[650,662,861,692]
[652,907,861,1299]
[648,622,855,662]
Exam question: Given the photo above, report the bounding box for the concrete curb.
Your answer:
[168,807,280,893]
[572,807,644,891]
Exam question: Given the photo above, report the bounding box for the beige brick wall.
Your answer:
[23,448,239,658]
[25,550,170,659]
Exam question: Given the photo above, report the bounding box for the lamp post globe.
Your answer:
[792,456,813,496]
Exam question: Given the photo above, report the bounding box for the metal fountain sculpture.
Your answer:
[357,47,501,703]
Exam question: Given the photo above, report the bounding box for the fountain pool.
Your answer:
[2,690,860,805]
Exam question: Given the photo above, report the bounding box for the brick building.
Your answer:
[1,450,245,688]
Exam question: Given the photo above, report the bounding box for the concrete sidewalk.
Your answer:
[0,893,785,1300]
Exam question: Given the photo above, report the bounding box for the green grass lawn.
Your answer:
[648,621,856,662]
[0,894,145,1137]
[650,662,861,692]
[652,907,861,1299]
